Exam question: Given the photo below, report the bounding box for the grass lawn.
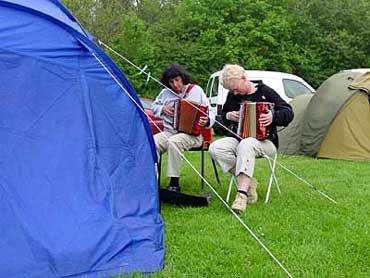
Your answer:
[123,153,370,278]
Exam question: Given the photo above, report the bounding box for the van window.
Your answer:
[205,77,213,96]
[283,79,312,98]
[212,77,219,97]
[206,76,219,98]
[250,80,262,86]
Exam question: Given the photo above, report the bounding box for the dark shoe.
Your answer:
[166,185,181,192]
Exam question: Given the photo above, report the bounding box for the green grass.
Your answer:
[122,153,370,278]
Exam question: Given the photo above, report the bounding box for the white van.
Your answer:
[206,70,315,117]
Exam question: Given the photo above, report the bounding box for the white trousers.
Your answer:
[208,137,276,177]
[154,130,203,177]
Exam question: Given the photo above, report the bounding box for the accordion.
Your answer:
[237,101,274,140]
[173,99,208,136]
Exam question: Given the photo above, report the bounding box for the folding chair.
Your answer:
[226,152,280,203]
[157,128,220,188]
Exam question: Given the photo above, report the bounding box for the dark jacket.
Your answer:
[221,83,294,148]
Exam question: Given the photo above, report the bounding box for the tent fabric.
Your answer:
[278,70,370,160]
[299,71,362,156]
[278,94,313,155]
[0,0,87,36]
[348,71,370,93]
[318,92,370,160]
[0,1,164,277]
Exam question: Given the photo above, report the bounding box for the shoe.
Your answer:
[247,178,258,204]
[166,185,181,192]
[231,192,248,214]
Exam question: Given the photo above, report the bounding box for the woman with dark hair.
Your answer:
[160,64,191,88]
[152,64,214,192]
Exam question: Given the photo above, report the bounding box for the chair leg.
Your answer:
[211,159,220,184]
[226,176,236,203]
[271,154,280,193]
[201,148,220,189]
[157,153,162,212]
[201,147,205,189]
[264,153,279,203]
[157,153,162,187]
[265,176,273,203]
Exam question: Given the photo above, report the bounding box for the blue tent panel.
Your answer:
[0,1,164,277]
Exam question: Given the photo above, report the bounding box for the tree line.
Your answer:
[63,0,370,98]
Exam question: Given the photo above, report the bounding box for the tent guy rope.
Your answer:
[90,46,294,278]
[98,40,337,205]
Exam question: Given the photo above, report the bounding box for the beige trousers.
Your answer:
[154,130,203,177]
[208,137,276,177]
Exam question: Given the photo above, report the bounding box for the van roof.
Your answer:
[210,70,314,90]
[210,70,306,80]
[340,68,370,73]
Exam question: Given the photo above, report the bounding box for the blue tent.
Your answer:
[0,1,164,277]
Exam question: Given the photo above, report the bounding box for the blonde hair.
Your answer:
[220,64,245,90]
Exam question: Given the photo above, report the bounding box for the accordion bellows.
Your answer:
[237,101,273,140]
[173,99,208,136]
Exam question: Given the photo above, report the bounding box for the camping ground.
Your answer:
[121,153,370,278]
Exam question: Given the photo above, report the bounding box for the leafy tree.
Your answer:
[62,0,370,94]
[109,12,159,98]
[286,0,370,86]
[148,0,302,87]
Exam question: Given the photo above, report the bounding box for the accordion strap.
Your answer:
[184,83,195,96]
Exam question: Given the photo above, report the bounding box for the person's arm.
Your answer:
[187,85,214,128]
[152,89,174,118]
[221,92,240,125]
[199,86,215,128]
[273,102,294,126]
[265,89,294,127]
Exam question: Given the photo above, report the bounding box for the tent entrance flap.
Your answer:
[318,92,370,160]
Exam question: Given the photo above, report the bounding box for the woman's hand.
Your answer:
[259,109,273,127]
[198,116,209,127]
[226,111,240,122]
[162,105,174,117]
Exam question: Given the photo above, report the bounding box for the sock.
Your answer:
[237,190,248,197]
[169,177,179,187]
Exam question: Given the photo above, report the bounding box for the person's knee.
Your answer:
[237,138,256,154]
[154,133,168,149]
[208,143,217,159]
[239,137,257,148]
[208,141,224,159]
[209,139,233,159]
[167,136,185,154]
[168,136,180,146]
[154,140,161,150]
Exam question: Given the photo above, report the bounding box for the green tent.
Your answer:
[279,71,370,160]
[278,94,313,155]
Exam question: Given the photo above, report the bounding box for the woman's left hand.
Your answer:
[198,116,209,127]
[259,109,273,127]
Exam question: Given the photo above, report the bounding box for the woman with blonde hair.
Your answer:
[209,64,293,213]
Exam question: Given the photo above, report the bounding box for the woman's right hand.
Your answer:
[226,111,240,122]
[162,105,174,117]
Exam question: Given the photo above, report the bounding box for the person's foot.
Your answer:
[166,185,181,192]
[247,178,258,204]
[231,192,248,214]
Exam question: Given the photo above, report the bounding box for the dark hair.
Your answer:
[160,64,191,87]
